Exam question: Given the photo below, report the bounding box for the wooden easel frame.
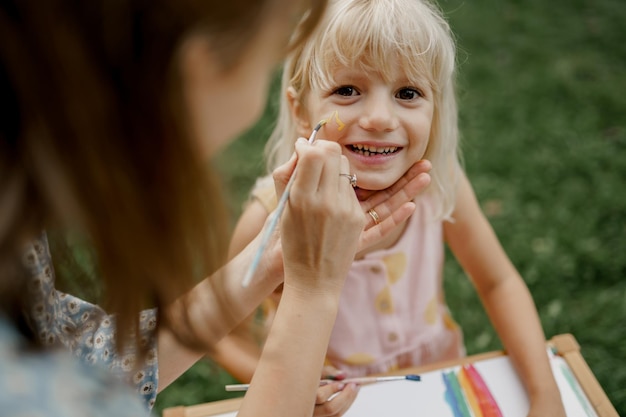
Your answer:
[162,333,618,417]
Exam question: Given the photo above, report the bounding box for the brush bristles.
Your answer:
[314,119,328,131]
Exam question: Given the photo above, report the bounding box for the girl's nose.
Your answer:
[358,93,399,132]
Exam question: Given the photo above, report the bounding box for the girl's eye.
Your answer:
[333,86,358,97]
[396,87,422,100]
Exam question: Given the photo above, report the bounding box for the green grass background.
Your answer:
[154,0,626,414]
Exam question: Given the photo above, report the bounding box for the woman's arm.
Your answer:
[208,199,278,383]
[197,198,276,383]
[238,139,363,417]
[209,318,264,383]
[157,225,284,390]
[444,172,565,417]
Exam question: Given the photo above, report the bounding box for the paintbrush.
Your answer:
[225,374,421,392]
[241,119,327,288]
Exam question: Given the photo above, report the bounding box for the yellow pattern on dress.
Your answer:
[375,286,394,314]
[424,296,438,324]
[443,309,460,330]
[344,352,376,366]
[382,252,407,284]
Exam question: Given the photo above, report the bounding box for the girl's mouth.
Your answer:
[348,144,400,156]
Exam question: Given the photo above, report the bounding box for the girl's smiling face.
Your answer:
[292,59,434,193]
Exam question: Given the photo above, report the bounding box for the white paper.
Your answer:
[198,355,597,417]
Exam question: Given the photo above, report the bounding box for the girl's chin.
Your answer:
[353,177,400,201]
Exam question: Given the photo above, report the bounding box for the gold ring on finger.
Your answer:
[367,208,380,225]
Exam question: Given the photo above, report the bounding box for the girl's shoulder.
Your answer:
[414,190,442,222]
[248,175,277,213]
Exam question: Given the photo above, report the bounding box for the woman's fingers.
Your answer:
[357,160,430,250]
[321,365,347,381]
[358,202,416,252]
[277,139,363,294]
[272,140,302,197]
[356,161,431,252]
[314,383,360,417]
[360,160,431,227]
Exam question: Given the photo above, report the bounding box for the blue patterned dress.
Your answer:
[22,232,159,409]
[0,315,149,416]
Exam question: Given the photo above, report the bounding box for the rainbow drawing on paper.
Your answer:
[442,364,503,417]
[443,371,471,417]
[457,367,484,417]
[464,364,503,417]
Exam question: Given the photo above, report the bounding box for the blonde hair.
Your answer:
[265,0,460,219]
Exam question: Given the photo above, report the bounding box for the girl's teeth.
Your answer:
[352,144,398,155]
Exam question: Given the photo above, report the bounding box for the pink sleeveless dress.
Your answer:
[325,193,465,376]
[251,178,465,376]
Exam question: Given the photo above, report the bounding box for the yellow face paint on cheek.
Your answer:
[333,110,345,131]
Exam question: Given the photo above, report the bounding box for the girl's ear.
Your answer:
[286,86,312,136]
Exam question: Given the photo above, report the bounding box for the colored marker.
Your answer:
[225,374,420,392]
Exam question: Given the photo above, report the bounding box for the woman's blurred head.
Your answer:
[181,0,329,155]
[0,0,327,349]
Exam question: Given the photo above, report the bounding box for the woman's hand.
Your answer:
[273,138,363,295]
[356,159,431,251]
[239,139,362,417]
[313,365,356,417]
[313,383,359,417]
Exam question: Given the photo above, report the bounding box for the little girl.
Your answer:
[216,0,565,415]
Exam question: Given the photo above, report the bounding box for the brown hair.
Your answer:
[0,0,327,351]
